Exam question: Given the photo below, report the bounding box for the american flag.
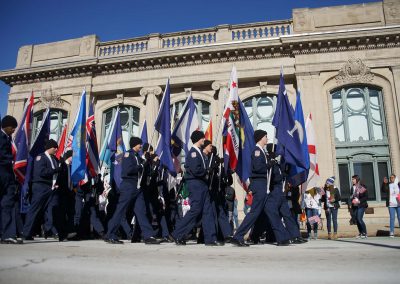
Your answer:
[307,215,321,225]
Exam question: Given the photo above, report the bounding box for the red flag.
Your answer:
[204,120,213,142]
[56,124,68,159]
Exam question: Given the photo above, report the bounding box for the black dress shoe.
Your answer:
[231,238,250,247]
[276,240,290,246]
[105,238,123,244]
[205,241,225,246]
[1,238,23,244]
[224,236,233,243]
[131,238,142,243]
[175,239,186,246]
[291,237,307,244]
[160,236,174,243]
[23,236,34,241]
[144,237,161,245]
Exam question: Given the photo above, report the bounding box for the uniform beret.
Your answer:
[129,136,142,148]
[45,139,58,150]
[254,129,267,143]
[190,130,205,143]
[203,140,212,148]
[1,115,18,128]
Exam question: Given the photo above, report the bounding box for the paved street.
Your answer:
[0,238,399,284]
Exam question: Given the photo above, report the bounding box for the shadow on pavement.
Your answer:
[336,239,400,250]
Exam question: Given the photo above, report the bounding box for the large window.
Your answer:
[171,99,210,131]
[32,109,68,142]
[243,95,276,134]
[332,86,390,201]
[101,105,140,149]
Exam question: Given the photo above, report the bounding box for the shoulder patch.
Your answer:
[191,152,197,158]
[255,150,260,157]
[36,155,41,161]
[124,152,130,158]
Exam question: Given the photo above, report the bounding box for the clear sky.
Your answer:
[0,0,379,118]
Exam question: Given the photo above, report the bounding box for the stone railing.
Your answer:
[97,20,292,58]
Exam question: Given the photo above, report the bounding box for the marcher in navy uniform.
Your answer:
[263,143,293,246]
[104,137,160,244]
[0,115,22,244]
[231,130,272,247]
[172,130,220,246]
[23,139,65,241]
[205,143,233,242]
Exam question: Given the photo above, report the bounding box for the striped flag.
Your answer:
[55,124,68,160]
[86,98,100,178]
[204,120,213,142]
[222,66,240,171]
[13,92,34,184]
[302,113,320,192]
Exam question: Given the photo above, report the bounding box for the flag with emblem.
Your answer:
[236,98,255,190]
[13,92,34,184]
[222,66,240,172]
[155,79,177,176]
[302,113,320,191]
[287,91,310,187]
[272,69,308,171]
[21,108,51,213]
[70,89,87,183]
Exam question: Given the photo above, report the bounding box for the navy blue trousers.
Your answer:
[106,181,155,240]
[278,195,301,239]
[233,179,267,242]
[172,180,216,244]
[264,183,291,243]
[74,189,104,235]
[0,171,17,240]
[23,183,52,238]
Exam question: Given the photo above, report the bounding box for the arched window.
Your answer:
[171,99,210,131]
[101,105,140,148]
[243,95,276,134]
[331,86,390,202]
[32,109,68,142]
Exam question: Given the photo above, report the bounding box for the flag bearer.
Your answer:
[0,115,21,244]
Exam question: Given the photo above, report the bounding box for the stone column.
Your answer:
[389,66,400,175]
[140,86,162,146]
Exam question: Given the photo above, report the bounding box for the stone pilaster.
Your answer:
[140,86,162,145]
[388,66,400,175]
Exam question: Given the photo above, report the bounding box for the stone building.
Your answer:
[1,0,399,212]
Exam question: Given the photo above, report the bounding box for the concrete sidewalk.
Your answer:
[1,237,399,284]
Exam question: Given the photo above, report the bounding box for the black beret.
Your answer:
[190,130,205,143]
[203,140,212,148]
[45,139,58,150]
[1,115,18,128]
[64,150,73,159]
[254,129,267,143]
[142,142,150,152]
[129,136,142,148]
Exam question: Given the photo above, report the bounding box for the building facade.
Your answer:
[1,0,400,208]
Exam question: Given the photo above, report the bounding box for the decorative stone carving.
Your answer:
[259,81,268,93]
[335,58,374,85]
[116,93,124,105]
[184,88,192,97]
[39,87,63,108]
[211,81,228,91]
[139,86,162,97]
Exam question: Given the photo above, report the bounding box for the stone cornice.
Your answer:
[1,26,399,86]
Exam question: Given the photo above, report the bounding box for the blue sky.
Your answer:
[0,0,378,117]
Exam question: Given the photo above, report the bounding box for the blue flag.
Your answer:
[287,91,310,186]
[155,79,177,176]
[272,70,308,171]
[108,108,125,188]
[71,90,87,183]
[21,108,51,213]
[139,120,148,156]
[236,98,255,188]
